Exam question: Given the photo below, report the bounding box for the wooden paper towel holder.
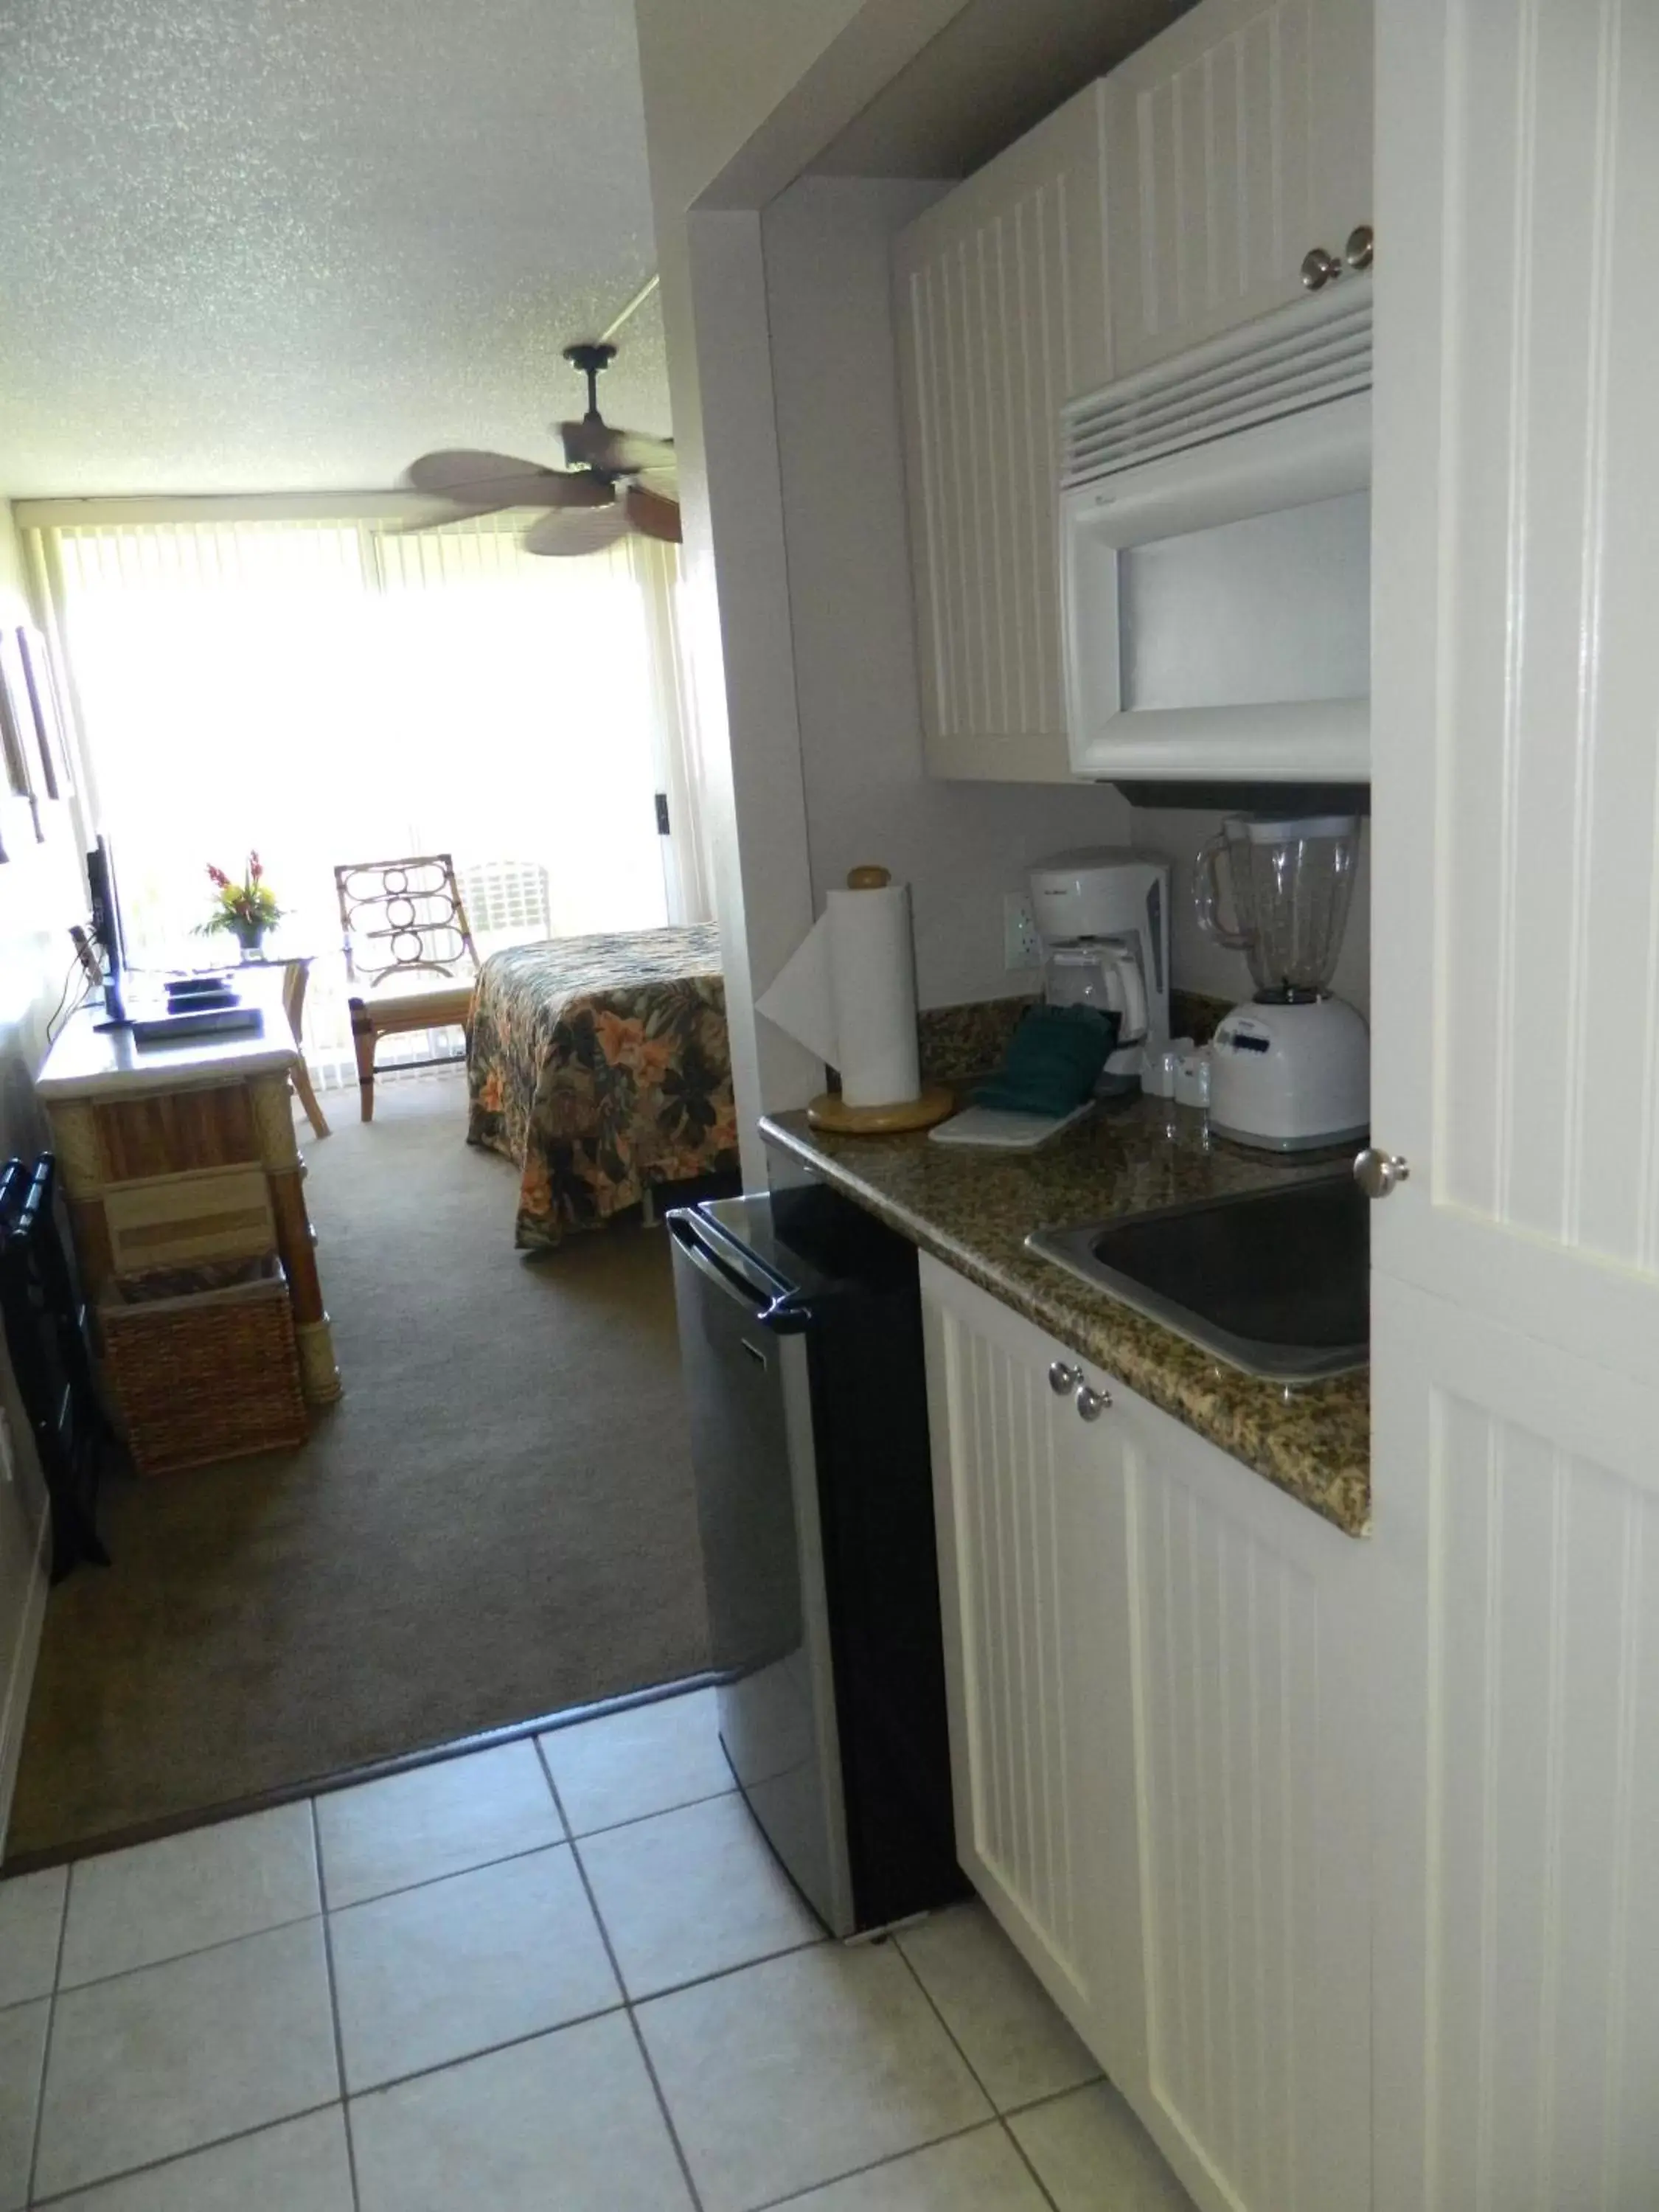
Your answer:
[804,866,955,1135]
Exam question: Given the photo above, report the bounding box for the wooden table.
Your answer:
[159,947,330,1141]
[35,968,341,1405]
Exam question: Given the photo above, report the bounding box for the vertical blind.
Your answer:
[38,513,712,1088]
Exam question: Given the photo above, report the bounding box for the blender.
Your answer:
[1195,815,1369,1150]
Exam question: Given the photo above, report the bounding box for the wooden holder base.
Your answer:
[806,1085,956,1135]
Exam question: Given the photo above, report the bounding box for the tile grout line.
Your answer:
[559,1780,739,1846]
[319,1997,633,2104]
[534,1735,707,2212]
[887,1931,1065,2212]
[322,1831,567,1920]
[41,1903,327,2004]
[311,1798,364,2212]
[23,1864,72,2207]
[26,2101,344,2211]
[745,2110,1021,2212]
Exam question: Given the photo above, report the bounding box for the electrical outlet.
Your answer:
[1002,892,1043,972]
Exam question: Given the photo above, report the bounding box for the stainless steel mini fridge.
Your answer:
[667,1182,965,1938]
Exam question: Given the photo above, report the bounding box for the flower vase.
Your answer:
[232,922,268,961]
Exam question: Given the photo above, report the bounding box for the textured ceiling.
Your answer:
[0,0,668,495]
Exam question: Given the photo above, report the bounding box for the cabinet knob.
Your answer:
[1075,1381,1111,1422]
[1344,223,1374,271]
[1048,1360,1079,1396]
[1354,1147,1410,1199]
[1300,246,1343,291]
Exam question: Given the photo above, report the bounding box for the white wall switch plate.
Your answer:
[1003,892,1043,972]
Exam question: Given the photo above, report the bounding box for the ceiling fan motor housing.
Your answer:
[563,341,616,417]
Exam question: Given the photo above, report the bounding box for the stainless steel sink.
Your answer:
[1026,1173,1368,1382]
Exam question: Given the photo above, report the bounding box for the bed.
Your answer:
[465,924,740,1250]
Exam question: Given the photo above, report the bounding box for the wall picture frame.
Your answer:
[15,624,72,801]
[0,627,44,844]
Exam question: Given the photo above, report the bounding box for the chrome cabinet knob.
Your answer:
[1048,1360,1079,1396]
[1344,223,1374,270]
[1301,246,1342,291]
[1075,1381,1111,1422]
[1354,1147,1411,1199]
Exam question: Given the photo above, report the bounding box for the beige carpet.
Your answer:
[8,1074,711,1862]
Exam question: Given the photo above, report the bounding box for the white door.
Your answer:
[1369,5,1659,2205]
[919,1256,1122,2064]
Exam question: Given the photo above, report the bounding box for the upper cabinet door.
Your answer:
[1103,0,1374,378]
[894,83,1111,783]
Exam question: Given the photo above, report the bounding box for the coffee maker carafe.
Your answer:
[1195,815,1368,1149]
[1029,850,1170,1096]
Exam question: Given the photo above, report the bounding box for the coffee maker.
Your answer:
[1028,850,1170,1095]
[1196,814,1369,1150]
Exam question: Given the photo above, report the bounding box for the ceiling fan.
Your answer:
[399,341,678,557]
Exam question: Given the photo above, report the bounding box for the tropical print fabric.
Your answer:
[466,926,738,1250]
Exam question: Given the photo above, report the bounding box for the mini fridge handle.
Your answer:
[667,1213,814,1335]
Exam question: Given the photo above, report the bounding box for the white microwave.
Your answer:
[1060,285,1372,782]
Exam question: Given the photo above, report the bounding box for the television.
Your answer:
[86,833,129,1029]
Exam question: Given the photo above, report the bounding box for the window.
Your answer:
[38,513,708,1088]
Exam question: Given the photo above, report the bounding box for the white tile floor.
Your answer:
[0,1687,1196,2211]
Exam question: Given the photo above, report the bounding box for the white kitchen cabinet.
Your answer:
[893,81,1110,785]
[892,0,1373,784]
[918,1251,1122,2057]
[1102,0,1374,378]
[921,1251,1371,2212]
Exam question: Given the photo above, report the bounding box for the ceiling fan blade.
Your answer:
[522,499,630,557]
[401,449,611,507]
[558,419,676,475]
[624,482,683,546]
[403,448,546,493]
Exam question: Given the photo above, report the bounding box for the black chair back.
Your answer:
[0,1154,115,1578]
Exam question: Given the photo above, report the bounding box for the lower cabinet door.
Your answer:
[919,1256,1125,2070]
[920,1254,1372,2212]
[1098,1385,1373,2212]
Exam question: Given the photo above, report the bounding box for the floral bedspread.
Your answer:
[465,926,739,1251]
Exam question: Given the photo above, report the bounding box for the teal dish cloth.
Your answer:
[971,1005,1120,1116]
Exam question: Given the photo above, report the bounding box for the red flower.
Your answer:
[207,863,230,887]
[248,851,262,881]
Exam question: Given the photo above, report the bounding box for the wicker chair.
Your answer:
[334,854,480,1121]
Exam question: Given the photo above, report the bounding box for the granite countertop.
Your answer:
[759,1096,1371,1537]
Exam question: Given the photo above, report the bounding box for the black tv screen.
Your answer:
[86,834,128,1025]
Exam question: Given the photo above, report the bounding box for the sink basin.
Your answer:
[1026,1174,1368,1382]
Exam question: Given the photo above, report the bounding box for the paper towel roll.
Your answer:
[756,874,922,1108]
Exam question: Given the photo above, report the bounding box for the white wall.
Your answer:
[763,175,1134,1008]
[635,0,976,1179]
[0,501,77,1850]
[1130,803,1372,1015]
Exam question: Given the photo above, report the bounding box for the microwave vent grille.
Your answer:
[1063,285,1373,488]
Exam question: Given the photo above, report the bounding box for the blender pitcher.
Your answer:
[1195,815,1360,1000]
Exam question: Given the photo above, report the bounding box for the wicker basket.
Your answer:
[99,1253,309,1475]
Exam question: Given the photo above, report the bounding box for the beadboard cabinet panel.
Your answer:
[919,1266,1120,2059]
[894,82,1110,784]
[920,1253,1371,2212]
[1102,0,1374,376]
[1110,1392,1371,2212]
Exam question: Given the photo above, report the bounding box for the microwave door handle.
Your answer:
[667,1214,813,1335]
[1194,832,1254,953]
